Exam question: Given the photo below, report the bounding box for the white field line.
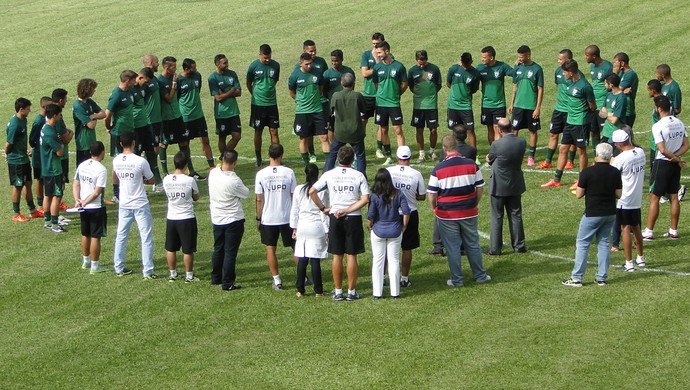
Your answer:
[477,231,690,277]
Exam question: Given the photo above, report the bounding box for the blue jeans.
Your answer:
[324,139,366,177]
[438,217,488,285]
[571,214,615,282]
[113,205,154,276]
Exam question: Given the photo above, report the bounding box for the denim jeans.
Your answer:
[113,205,154,276]
[571,214,615,282]
[438,217,488,285]
[212,219,245,289]
[324,139,366,177]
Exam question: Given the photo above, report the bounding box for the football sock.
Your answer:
[545,148,556,163]
[206,158,215,168]
[376,140,383,150]
[555,170,564,182]
[300,153,309,164]
[26,199,36,211]
[12,202,20,214]
[158,147,168,175]
[529,146,536,158]
[567,150,576,163]
[383,144,392,156]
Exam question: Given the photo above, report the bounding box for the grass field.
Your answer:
[1,0,689,388]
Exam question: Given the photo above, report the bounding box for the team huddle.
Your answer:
[4,32,687,295]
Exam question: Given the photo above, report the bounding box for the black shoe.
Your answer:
[428,247,445,256]
[488,250,501,256]
[516,247,528,253]
[222,284,242,291]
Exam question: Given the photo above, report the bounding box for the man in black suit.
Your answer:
[486,118,527,254]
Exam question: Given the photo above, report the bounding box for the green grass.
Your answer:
[1,0,689,388]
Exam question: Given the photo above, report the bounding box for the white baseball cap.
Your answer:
[396,145,412,160]
[611,129,629,143]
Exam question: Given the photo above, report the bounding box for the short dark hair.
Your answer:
[40,96,52,108]
[654,95,671,112]
[45,103,62,119]
[214,54,227,65]
[517,45,531,55]
[77,78,98,99]
[259,44,272,55]
[330,49,343,59]
[415,50,428,60]
[371,32,385,41]
[585,45,600,57]
[341,73,355,88]
[162,56,177,66]
[173,151,188,170]
[656,64,671,78]
[222,148,239,165]
[119,70,137,82]
[303,39,315,48]
[139,67,154,79]
[559,49,573,60]
[268,143,284,159]
[460,52,473,65]
[182,58,195,71]
[15,97,31,112]
[89,141,105,157]
[51,88,68,102]
[605,73,620,87]
[561,59,579,73]
[614,52,629,65]
[647,79,662,93]
[299,53,312,62]
[337,145,354,166]
[453,124,467,143]
[119,132,135,148]
[481,46,496,58]
[374,41,390,51]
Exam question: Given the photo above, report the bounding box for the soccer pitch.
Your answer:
[1,0,689,388]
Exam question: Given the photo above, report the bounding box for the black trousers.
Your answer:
[489,195,526,253]
[212,219,245,289]
[296,258,323,294]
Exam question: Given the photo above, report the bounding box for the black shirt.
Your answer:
[579,162,622,217]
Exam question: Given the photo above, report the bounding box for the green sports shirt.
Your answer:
[107,86,135,136]
[476,61,514,108]
[178,71,204,122]
[372,60,407,108]
[564,77,595,125]
[73,98,102,151]
[602,91,627,138]
[619,68,639,116]
[447,64,479,111]
[360,50,378,97]
[40,123,63,177]
[143,76,162,124]
[158,74,182,121]
[6,115,29,164]
[55,116,69,160]
[408,62,442,110]
[208,70,241,119]
[247,59,280,106]
[323,65,355,101]
[662,80,682,114]
[131,85,150,128]
[513,62,544,110]
[589,60,613,109]
[288,67,324,114]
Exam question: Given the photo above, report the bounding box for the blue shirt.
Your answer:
[367,191,410,238]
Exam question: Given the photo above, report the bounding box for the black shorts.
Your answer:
[185,117,208,139]
[32,151,41,180]
[294,113,327,137]
[363,96,376,119]
[250,104,280,130]
[411,109,439,129]
[259,223,295,247]
[401,210,420,251]
[216,116,242,136]
[43,175,65,197]
[511,108,541,132]
[76,150,91,167]
[616,208,641,227]
[150,122,163,146]
[165,218,198,254]
[549,110,567,134]
[134,125,157,154]
[8,163,32,187]
[588,110,605,134]
[375,106,403,126]
[561,124,587,148]
[651,159,681,197]
[447,109,475,131]
[480,107,506,126]
[80,207,107,238]
[328,214,365,255]
[163,117,188,144]
[626,114,636,129]
[61,159,69,183]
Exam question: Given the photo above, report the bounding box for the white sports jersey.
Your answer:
[112,152,153,209]
[653,115,687,161]
[255,165,297,225]
[74,159,107,209]
[163,173,199,220]
[386,165,426,211]
[612,147,646,209]
[313,166,370,216]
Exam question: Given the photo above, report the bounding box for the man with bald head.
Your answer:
[325,72,366,175]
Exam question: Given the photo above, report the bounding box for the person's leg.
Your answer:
[81,235,90,266]
[310,258,323,294]
[507,195,526,251]
[577,146,588,172]
[254,129,264,165]
[431,217,443,253]
[438,219,463,285]
[370,231,386,297]
[299,136,309,164]
[145,151,162,186]
[388,234,402,297]
[113,208,134,273]
[621,225,633,261]
[166,251,177,275]
[646,194,661,231]
[571,215,597,281]
[332,254,343,290]
[11,186,22,216]
[218,134,227,155]
[459,217,488,281]
[489,195,504,253]
[325,139,345,172]
[545,133,558,163]
[269,127,279,145]
[135,205,155,276]
[223,220,244,289]
[380,125,391,156]
[266,245,279,277]
[594,216,614,282]
[22,181,36,212]
[296,258,308,294]
[345,254,359,291]
[227,131,241,152]
[352,140,367,176]
[90,237,101,262]
[415,127,425,156]
[429,127,438,154]
[200,136,215,167]
[183,253,194,273]
[401,250,412,278]
[486,124,495,144]
[211,224,225,284]
[318,134,330,156]
[178,141,197,176]
[669,194,680,230]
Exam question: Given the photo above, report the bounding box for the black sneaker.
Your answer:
[222,284,241,291]
[346,292,362,301]
[561,278,583,287]
[191,173,206,181]
[428,247,445,256]
[400,279,412,288]
[143,273,158,280]
[51,225,67,234]
[115,268,133,277]
[595,279,607,286]
[332,291,344,301]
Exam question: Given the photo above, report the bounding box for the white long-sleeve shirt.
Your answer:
[208,167,249,225]
[290,184,329,233]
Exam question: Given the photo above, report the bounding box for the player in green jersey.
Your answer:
[6,98,40,222]
[209,53,242,156]
[247,44,281,167]
[656,64,682,116]
[446,52,480,148]
[143,54,168,181]
[51,88,72,189]
[104,70,137,201]
[646,79,663,186]
[41,103,72,233]
[179,58,215,173]
[613,52,639,129]
[131,67,163,191]
[372,40,408,164]
[299,40,329,162]
[477,46,515,145]
[288,53,327,165]
[600,73,627,142]
[584,45,613,147]
[361,32,386,158]
[323,49,355,142]
[508,45,544,167]
[73,78,106,167]
[28,96,52,214]
[408,50,441,161]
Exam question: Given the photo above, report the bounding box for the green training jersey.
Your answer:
[40,123,63,177]
[662,80,682,114]
[619,68,639,116]
[564,76,595,125]
[107,86,135,136]
[360,50,378,97]
[29,114,44,149]
[247,59,280,106]
[512,62,544,110]
[6,115,29,164]
[650,104,661,151]
[602,91,627,138]
[293,56,327,77]
[447,64,479,111]
[288,67,324,114]
[158,74,182,121]
[73,98,102,151]
[323,65,355,101]
[131,85,149,128]
[178,71,204,122]
[55,116,69,160]
[208,70,241,119]
[408,62,442,110]
[144,76,162,124]
[589,60,613,109]
[372,60,407,108]
[477,61,514,109]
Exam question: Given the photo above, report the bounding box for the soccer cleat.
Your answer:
[382,157,393,165]
[115,268,133,277]
[51,224,67,233]
[659,196,668,204]
[255,159,263,168]
[81,263,89,270]
[595,280,607,286]
[59,202,68,211]
[184,276,200,283]
[168,274,178,282]
[314,293,324,298]
[400,279,412,288]
[143,273,158,280]
[568,180,579,190]
[332,292,344,301]
[540,179,562,188]
[430,151,438,160]
[296,292,303,298]
[564,161,575,170]
[622,262,635,272]
[222,284,241,291]
[635,256,646,268]
[308,154,317,163]
[418,150,426,162]
[272,281,283,291]
[537,160,553,169]
[428,247,445,256]
[561,278,583,287]
[58,215,71,223]
[43,221,52,229]
[90,267,110,274]
[346,292,362,301]
[446,279,463,287]
[29,209,44,219]
[679,184,687,201]
[11,214,29,222]
[191,173,206,182]
[527,156,535,166]
[375,149,385,159]
[662,231,680,239]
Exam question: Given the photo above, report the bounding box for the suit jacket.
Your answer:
[486,134,526,196]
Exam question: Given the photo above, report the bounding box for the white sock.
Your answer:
[82,256,90,266]
[636,255,645,263]
[186,272,194,279]
[90,260,99,269]
[643,227,653,235]
[335,288,343,295]
[273,275,281,285]
[348,289,355,295]
[401,276,409,282]
[625,260,634,266]
[669,228,678,235]
[170,270,178,278]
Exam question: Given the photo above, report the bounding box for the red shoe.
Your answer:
[526,156,535,167]
[30,208,45,218]
[569,180,579,190]
[12,214,30,222]
[59,202,68,211]
[540,179,562,188]
[537,161,553,169]
[565,161,574,170]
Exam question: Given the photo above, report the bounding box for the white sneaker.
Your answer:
[152,184,164,193]
[679,184,687,201]
[622,261,635,272]
[111,196,119,204]
[660,196,669,204]
[635,255,646,268]
[418,150,426,161]
[430,151,438,160]
[376,149,385,159]
[382,157,392,165]
[58,215,71,223]
[642,228,653,241]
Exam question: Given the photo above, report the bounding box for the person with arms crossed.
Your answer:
[360,32,386,159]
[73,78,106,167]
[408,50,441,161]
[5,97,40,222]
[613,52,639,129]
[447,52,480,149]
[599,73,627,144]
[28,97,52,216]
[51,88,73,187]
[208,53,242,155]
[508,45,544,166]
[131,68,164,191]
[40,104,73,233]
[323,49,355,142]
[476,46,514,145]
[247,44,281,167]
[104,70,137,202]
[657,64,682,116]
[325,72,366,175]
[142,53,168,181]
[289,53,327,165]
[178,58,214,177]
[299,39,330,162]
[584,45,613,148]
